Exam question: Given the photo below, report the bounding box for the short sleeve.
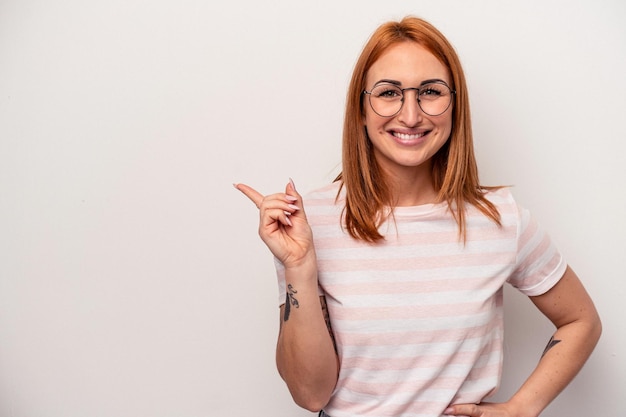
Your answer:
[507,205,567,296]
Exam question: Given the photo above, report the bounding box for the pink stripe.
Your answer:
[328,275,503,296]
[311,222,518,248]
[339,375,466,395]
[520,233,552,268]
[318,251,513,272]
[329,396,452,416]
[338,321,502,347]
[331,300,498,321]
[518,210,539,247]
[332,303,493,321]
[340,350,500,372]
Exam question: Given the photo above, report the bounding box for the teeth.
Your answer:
[393,132,424,140]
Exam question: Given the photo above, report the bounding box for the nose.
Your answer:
[397,89,423,126]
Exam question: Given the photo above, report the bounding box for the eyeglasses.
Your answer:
[363,81,456,117]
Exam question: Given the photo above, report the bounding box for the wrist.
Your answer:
[284,253,318,285]
[283,250,317,271]
[504,396,542,417]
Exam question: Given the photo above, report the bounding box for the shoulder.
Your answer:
[303,181,344,205]
[479,186,523,219]
[301,181,344,227]
[482,186,516,205]
[464,187,535,234]
[480,187,549,246]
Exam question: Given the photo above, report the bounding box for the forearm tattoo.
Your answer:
[283,284,299,322]
[320,296,338,353]
[542,335,562,357]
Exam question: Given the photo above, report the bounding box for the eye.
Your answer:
[419,83,448,98]
[372,84,402,100]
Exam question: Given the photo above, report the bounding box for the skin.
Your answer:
[363,41,453,206]
[444,265,601,417]
[234,180,338,411]
[235,41,602,416]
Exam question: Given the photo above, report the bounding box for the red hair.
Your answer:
[337,16,501,242]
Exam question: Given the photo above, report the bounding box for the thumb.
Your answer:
[445,403,480,416]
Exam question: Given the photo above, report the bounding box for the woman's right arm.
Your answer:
[276,264,339,411]
[235,180,339,411]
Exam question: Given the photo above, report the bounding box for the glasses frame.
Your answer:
[363,81,456,118]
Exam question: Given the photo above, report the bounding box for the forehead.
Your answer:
[366,41,450,85]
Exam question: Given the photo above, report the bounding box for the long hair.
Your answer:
[337,16,501,242]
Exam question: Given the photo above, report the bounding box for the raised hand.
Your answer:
[234,179,316,269]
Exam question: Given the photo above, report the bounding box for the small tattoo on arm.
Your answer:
[542,335,562,357]
[283,284,299,322]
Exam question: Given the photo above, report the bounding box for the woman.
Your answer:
[235,16,601,417]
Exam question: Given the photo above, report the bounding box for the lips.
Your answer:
[390,129,430,144]
[392,131,426,140]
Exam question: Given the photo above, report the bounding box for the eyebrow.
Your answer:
[373,78,449,87]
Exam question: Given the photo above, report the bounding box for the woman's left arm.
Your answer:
[446,266,602,417]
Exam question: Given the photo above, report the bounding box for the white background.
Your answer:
[1,1,624,416]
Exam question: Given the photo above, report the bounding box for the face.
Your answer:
[363,41,453,179]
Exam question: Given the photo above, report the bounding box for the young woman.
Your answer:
[235,16,601,417]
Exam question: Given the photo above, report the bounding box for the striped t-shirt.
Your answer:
[276,182,565,417]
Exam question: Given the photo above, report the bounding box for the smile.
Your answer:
[392,131,427,140]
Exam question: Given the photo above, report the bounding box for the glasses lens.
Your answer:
[369,84,403,117]
[418,82,453,116]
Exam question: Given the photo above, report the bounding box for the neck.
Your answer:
[386,164,438,207]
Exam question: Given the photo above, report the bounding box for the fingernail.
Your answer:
[284,216,293,227]
[444,407,453,414]
[285,195,298,202]
[289,177,297,191]
[287,204,300,211]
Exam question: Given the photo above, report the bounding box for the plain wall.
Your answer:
[1,0,624,416]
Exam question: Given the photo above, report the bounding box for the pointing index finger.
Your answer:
[234,183,264,208]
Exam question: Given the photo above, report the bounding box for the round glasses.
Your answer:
[363,81,455,117]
